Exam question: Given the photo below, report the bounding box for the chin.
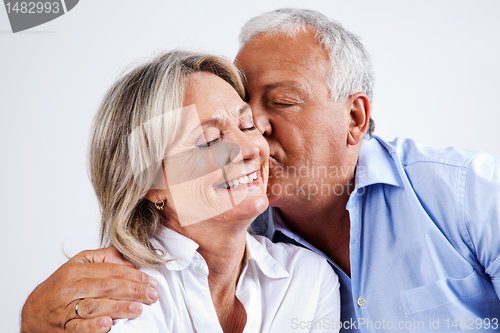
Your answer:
[253,196,270,215]
[233,195,269,220]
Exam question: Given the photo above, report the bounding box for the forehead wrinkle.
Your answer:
[185,74,249,133]
[200,117,222,128]
[181,113,220,139]
[239,36,329,86]
[239,104,251,116]
[189,102,249,137]
[263,80,305,91]
[218,96,250,118]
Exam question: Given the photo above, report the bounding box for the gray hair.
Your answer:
[239,8,375,135]
[89,50,245,267]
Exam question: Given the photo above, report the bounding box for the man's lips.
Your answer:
[217,170,259,189]
[268,155,281,165]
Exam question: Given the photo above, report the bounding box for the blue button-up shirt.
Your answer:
[251,135,500,332]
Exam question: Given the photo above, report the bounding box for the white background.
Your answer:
[1,1,499,331]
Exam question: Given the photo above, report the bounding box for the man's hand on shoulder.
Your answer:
[20,247,158,333]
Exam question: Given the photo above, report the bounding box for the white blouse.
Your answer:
[111,226,340,332]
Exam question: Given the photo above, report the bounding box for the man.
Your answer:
[21,8,500,333]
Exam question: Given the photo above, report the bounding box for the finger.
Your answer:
[72,247,135,267]
[65,316,113,333]
[74,277,158,304]
[69,298,143,320]
[68,262,157,288]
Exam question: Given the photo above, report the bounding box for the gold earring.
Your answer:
[155,198,165,211]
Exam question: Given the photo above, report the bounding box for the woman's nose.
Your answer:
[230,131,260,164]
[241,135,260,162]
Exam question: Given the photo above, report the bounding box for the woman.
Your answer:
[89,50,340,332]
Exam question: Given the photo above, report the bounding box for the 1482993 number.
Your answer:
[5,2,60,14]
[445,318,499,330]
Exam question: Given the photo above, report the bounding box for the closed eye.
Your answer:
[197,137,222,149]
[273,102,294,107]
[241,125,257,132]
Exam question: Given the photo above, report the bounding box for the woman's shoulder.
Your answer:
[137,266,166,280]
[110,267,168,332]
[110,265,187,333]
[248,234,336,279]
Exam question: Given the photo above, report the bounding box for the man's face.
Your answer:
[235,28,354,210]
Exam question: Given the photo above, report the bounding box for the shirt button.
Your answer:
[357,297,367,307]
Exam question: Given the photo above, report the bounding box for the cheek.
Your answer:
[280,135,308,163]
[168,172,248,226]
[257,135,270,158]
[253,133,270,178]
[285,112,346,159]
[274,117,310,154]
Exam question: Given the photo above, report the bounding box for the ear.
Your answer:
[145,189,168,205]
[347,92,371,145]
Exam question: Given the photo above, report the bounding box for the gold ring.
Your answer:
[75,300,83,319]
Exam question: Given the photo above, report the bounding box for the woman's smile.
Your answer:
[216,169,260,190]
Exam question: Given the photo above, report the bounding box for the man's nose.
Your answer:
[250,102,272,137]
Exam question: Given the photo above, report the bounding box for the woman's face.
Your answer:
[162,72,269,227]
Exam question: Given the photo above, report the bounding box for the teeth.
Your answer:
[219,171,258,189]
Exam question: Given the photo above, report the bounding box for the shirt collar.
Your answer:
[355,135,404,190]
[268,207,351,279]
[269,207,328,260]
[245,233,289,279]
[153,225,289,279]
[153,226,200,271]
[269,207,286,234]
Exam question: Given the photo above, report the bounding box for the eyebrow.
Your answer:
[238,104,251,116]
[263,81,304,92]
[189,104,251,135]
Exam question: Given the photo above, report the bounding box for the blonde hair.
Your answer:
[89,50,245,267]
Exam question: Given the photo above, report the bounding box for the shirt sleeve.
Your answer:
[463,152,500,297]
[309,260,341,333]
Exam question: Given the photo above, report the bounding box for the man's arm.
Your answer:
[21,248,158,333]
[463,152,500,297]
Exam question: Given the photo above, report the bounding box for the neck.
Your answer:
[171,220,248,289]
[197,225,247,294]
[167,219,249,332]
[277,176,354,276]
